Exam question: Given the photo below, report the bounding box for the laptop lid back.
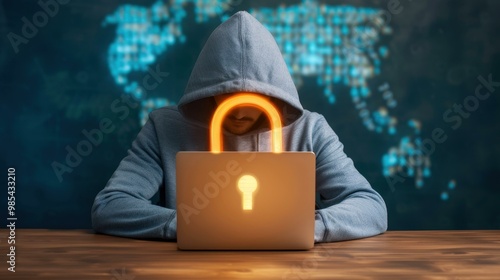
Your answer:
[176,151,315,250]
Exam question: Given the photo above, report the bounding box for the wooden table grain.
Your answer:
[1,229,499,279]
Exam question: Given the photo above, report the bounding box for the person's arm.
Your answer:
[312,116,388,242]
[91,117,176,240]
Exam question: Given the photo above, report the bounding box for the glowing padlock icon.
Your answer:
[210,93,283,211]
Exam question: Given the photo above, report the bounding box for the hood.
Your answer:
[177,11,303,128]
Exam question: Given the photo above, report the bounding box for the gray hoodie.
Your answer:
[91,11,387,242]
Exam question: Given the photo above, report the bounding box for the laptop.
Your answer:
[176,151,315,250]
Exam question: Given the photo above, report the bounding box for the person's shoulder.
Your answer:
[148,106,205,133]
[292,109,337,141]
[295,109,329,127]
[148,105,184,123]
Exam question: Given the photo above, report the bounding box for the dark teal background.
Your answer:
[1,0,499,230]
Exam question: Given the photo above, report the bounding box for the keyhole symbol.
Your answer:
[237,175,258,210]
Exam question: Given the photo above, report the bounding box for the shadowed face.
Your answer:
[214,93,270,135]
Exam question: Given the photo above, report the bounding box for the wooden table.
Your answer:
[1,230,499,279]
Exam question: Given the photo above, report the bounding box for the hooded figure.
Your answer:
[92,11,387,242]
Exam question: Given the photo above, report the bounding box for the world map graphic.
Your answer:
[102,0,456,198]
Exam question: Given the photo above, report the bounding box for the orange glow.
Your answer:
[237,174,258,210]
[210,93,283,153]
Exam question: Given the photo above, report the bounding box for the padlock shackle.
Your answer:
[210,93,283,153]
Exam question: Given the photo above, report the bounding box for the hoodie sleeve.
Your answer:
[312,116,388,242]
[91,117,177,240]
